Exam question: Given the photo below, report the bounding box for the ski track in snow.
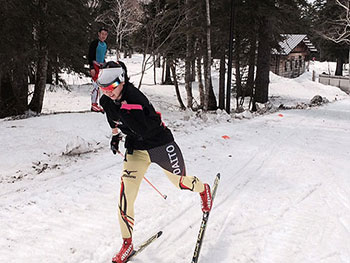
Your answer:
[175,102,350,263]
[1,149,123,263]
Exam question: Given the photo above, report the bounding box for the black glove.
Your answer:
[110,133,122,154]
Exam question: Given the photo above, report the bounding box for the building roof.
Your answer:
[274,34,318,55]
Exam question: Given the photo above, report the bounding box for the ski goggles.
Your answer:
[99,80,120,92]
[96,67,124,91]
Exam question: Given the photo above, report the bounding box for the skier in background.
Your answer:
[95,61,213,263]
[87,27,108,112]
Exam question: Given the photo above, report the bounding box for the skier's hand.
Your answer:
[110,133,122,154]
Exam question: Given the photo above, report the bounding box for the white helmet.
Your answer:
[96,63,125,88]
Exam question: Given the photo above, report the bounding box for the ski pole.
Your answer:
[143,176,167,200]
[117,151,167,200]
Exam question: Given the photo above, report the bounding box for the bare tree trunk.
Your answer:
[169,60,186,110]
[335,57,344,76]
[204,0,212,111]
[247,31,257,98]
[185,61,193,109]
[153,54,157,85]
[348,47,350,81]
[0,61,28,118]
[218,53,225,109]
[29,48,48,112]
[28,65,36,84]
[46,60,53,84]
[191,56,196,81]
[163,57,173,85]
[234,32,242,108]
[29,0,49,113]
[162,57,166,84]
[203,53,209,102]
[55,69,59,85]
[255,16,271,104]
[197,56,205,108]
[116,49,121,61]
[154,54,161,67]
[203,52,217,110]
[138,53,147,89]
[185,0,193,109]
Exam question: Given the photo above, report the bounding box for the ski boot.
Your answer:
[91,103,104,113]
[112,237,134,263]
[200,183,212,213]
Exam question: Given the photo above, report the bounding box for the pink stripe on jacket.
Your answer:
[121,104,143,110]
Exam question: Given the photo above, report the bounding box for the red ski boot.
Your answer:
[200,183,212,213]
[91,103,104,113]
[112,237,134,263]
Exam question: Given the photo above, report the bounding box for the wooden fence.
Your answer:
[319,74,350,94]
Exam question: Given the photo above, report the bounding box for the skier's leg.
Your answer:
[162,169,205,192]
[118,150,151,239]
[147,141,211,212]
[147,141,205,192]
[91,81,104,112]
[163,170,212,212]
[91,81,99,104]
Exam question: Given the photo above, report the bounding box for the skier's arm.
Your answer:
[120,104,148,135]
[88,40,97,69]
[110,127,122,154]
[100,95,121,130]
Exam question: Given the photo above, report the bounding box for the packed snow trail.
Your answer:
[1,100,350,263]
[197,100,350,263]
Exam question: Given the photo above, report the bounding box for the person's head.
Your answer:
[96,63,125,100]
[98,27,108,42]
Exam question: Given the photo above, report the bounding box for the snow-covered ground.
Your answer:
[1,56,349,263]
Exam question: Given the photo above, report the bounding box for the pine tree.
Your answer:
[0,0,92,117]
[0,0,34,117]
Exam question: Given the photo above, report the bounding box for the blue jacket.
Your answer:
[88,39,107,69]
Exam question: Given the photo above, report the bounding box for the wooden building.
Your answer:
[271,34,317,78]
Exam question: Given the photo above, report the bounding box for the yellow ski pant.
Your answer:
[118,149,205,238]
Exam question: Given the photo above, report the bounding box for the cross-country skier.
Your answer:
[87,27,108,112]
[96,62,212,263]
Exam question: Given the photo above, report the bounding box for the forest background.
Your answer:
[0,0,348,118]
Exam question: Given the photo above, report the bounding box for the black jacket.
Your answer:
[100,83,174,151]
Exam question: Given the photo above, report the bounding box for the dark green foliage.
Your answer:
[0,0,92,117]
[0,0,34,117]
[1,0,336,116]
[46,0,92,76]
